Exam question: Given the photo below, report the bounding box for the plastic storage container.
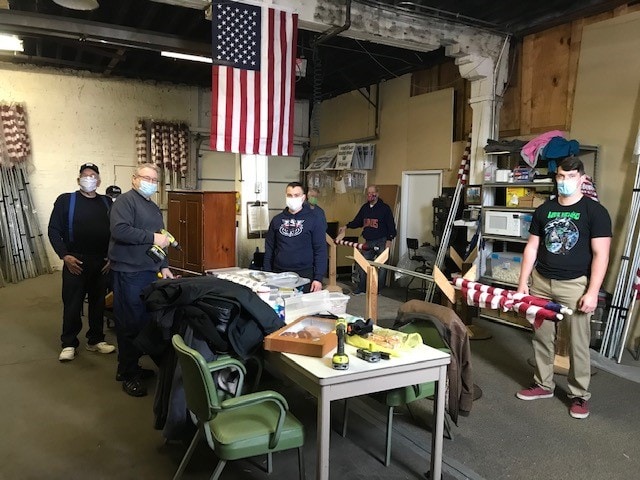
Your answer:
[487,252,523,285]
[520,214,533,239]
[328,292,350,315]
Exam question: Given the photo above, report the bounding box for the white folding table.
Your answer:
[266,343,450,480]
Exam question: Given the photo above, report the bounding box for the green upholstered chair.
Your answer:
[171,334,305,480]
[341,320,453,467]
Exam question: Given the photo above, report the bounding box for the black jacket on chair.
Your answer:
[139,276,284,359]
[136,276,284,439]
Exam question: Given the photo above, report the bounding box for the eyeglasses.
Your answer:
[80,174,98,179]
[136,175,159,184]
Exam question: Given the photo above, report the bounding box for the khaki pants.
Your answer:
[529,270,591,400]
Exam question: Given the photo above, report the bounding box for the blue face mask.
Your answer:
[557,179,578,197]
[138,180,158,198]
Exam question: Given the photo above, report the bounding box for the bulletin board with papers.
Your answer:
[247,201,270,239]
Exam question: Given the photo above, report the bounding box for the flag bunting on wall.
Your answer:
[210,0,298,156]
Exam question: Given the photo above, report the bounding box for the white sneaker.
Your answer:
[86,341,116,354]
[59,347,76,362]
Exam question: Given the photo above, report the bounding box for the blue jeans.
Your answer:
[112,270,157,380]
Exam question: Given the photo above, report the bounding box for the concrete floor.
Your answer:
[2,273,640,480]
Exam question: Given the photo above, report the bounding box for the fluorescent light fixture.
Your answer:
[161,51,212,64]
[0,33,24,52]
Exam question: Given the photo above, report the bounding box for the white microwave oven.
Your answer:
[484,210,524,237]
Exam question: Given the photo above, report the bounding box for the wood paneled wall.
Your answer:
[500,2,640,137]
[410,3,640,139]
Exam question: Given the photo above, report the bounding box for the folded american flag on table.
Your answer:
[210,0,298,156]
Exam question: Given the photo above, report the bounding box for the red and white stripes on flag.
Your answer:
[457,135,471,185]
[453,278,567,328]
[211,1,298,156]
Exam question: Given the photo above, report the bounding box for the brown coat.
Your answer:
[396,300,475,423]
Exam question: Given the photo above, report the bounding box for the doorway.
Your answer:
[399,170,442,259]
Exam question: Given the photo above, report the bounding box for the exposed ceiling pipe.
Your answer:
[312,0,352,47]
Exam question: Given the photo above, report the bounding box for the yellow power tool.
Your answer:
[147,229,181,263]
[332,318,349,370]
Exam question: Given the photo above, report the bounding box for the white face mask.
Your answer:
[286,196,304,212]
[79,176,98,193]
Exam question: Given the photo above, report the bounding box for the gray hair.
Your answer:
[135,163,160,176]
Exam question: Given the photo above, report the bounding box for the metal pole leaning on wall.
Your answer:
[425,136,471,302]
[17,164,52,275]
[600,148,640,359]
[426,181,463,302]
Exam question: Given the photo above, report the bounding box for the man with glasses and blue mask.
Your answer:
[109,163,174,397]
[264,181,327,293]
[48,163,116,363]
[516,156,611,420]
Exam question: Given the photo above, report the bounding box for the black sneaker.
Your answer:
[122,379,147,397]
[116,368,155,382]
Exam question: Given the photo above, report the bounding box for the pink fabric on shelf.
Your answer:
[520,130,565,168]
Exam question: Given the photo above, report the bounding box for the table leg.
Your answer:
[430,366,446,480]
[317,393,331,480]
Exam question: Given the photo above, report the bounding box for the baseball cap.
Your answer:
[106,185,122,197]
[79,163,100,175]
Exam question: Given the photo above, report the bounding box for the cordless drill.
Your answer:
[147,229,181,263]
[332,318,349,370]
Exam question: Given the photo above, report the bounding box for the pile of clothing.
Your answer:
[136,276,284,440]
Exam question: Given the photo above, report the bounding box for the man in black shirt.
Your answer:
[48,163,115,362]
[516,157,612,419]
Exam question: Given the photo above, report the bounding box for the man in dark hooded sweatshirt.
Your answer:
[264,182,327,293]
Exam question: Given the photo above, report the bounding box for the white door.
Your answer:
[399,170,442,259]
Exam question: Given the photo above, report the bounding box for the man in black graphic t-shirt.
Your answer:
[515,157,611,420]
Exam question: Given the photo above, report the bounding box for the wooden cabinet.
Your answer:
[167,192,236,273]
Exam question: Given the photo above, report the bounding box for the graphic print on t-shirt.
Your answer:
[279,218,304,237]
[544,214,579,255]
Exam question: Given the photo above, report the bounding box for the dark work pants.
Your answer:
[61,255,108,348]
[357,237,388,293]
[112,270,157,380]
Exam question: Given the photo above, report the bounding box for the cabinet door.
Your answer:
[183,195,204,272]
[203,192,236,269]
[167,195,184,269]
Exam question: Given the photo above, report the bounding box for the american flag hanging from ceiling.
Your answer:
[211,0,298,156]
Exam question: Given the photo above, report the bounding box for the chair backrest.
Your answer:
[406,238,419,251]
[172,334,221,422]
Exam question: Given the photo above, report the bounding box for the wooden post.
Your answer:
[353,247,389,323]
[324,233,342,292]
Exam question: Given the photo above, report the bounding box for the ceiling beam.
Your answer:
[0,10,211,55]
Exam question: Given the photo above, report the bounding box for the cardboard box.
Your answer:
[506,187,534,207]
[518,194,546,208]
[263,316,338,357]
